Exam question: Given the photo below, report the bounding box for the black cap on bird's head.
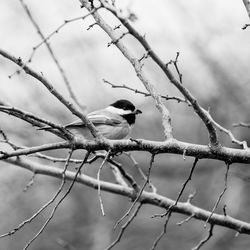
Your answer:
[110,99,142,125]
[110,99,142,114]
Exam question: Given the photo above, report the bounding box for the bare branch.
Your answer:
[108,163,129,187]
[23,173,36,192]
[124,152,157,193]
[22,151,90,250]
[205,162,230,226]
[0,48,102,139]
[204,110,249,149]
[164,158,198,216]
[242,23,250,29]
[242,0,250,18]
[95,0,218,146]
[0,103,72,139]
[30,153,83,164]
[2,135,250,164]
[192,224,214,250]
[167,51,183,84]
[176,214,195,226]
[10,5,101,79]
[114,154,155,229]
[0,129,20,150]
[80,0,173,140]
[97,150,111,216]
[0,148,74,240]
[151,158,199,248]
[103,79,189,104]
[4,157,250,234]
[103,78,245,149]
[107,158,140,191]
[18,0,86,111]
[105,203,142,250]
[150,213,171,250]
[0,141,71,160]
[86,152,140,190]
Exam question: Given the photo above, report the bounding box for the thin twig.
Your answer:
[22,151,90,250]
[167,52,183,84]
[242,24,250,29]
[150,158,199,248]
[176,214,195,226]
[192,224,214,250]
[97,150,111,216]
[23,173,36,192]
[18,0,86,111]
[105,203,142,250]
[0,48,101,139]
[0,104,72,139]
[126,152,157,193]
[108,163,129,187]
[204,110,249,149]
[103,78,189,104]
[154,158,199,218]
[30,153,83,164]
[114,154,155,229]
[5,157,250,235]
[205,162,230,226]
[10,6,100,79]
[108,158,140,191]
[0,148,74,240]
[150,213,171,250]
[0,136,81,164]
[0,141,71,160]
[0,129,20,150]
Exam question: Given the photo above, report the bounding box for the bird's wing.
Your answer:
[65,110,122,128]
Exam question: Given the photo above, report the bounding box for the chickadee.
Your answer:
[42,99,142,140]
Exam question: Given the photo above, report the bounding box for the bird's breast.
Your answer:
[96,123,131,139]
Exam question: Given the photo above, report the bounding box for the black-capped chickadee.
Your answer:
[65,99,142,139]
[40,99,142,140]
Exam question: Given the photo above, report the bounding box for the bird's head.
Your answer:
[107,99,142,125]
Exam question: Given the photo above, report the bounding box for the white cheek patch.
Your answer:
[106,106,132,115]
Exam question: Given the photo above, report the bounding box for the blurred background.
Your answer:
[1,0,250,249]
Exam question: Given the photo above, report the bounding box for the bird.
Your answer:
[41,99,142,140]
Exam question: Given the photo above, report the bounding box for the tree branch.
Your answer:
[19,0,85,111]
[0,48,101,139]
[80,0,173,140]
[4,157,250,235]
[94,0,218,147]
[243,0,250,18]
[2,138,250,164]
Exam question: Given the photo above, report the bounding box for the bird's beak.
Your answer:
[133,109,142,115]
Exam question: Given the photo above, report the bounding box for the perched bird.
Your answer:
[65,99,142,139]
[40,99,142,140]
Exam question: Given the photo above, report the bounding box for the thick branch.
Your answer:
[2,138,250,164]
[5,157,250,235]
